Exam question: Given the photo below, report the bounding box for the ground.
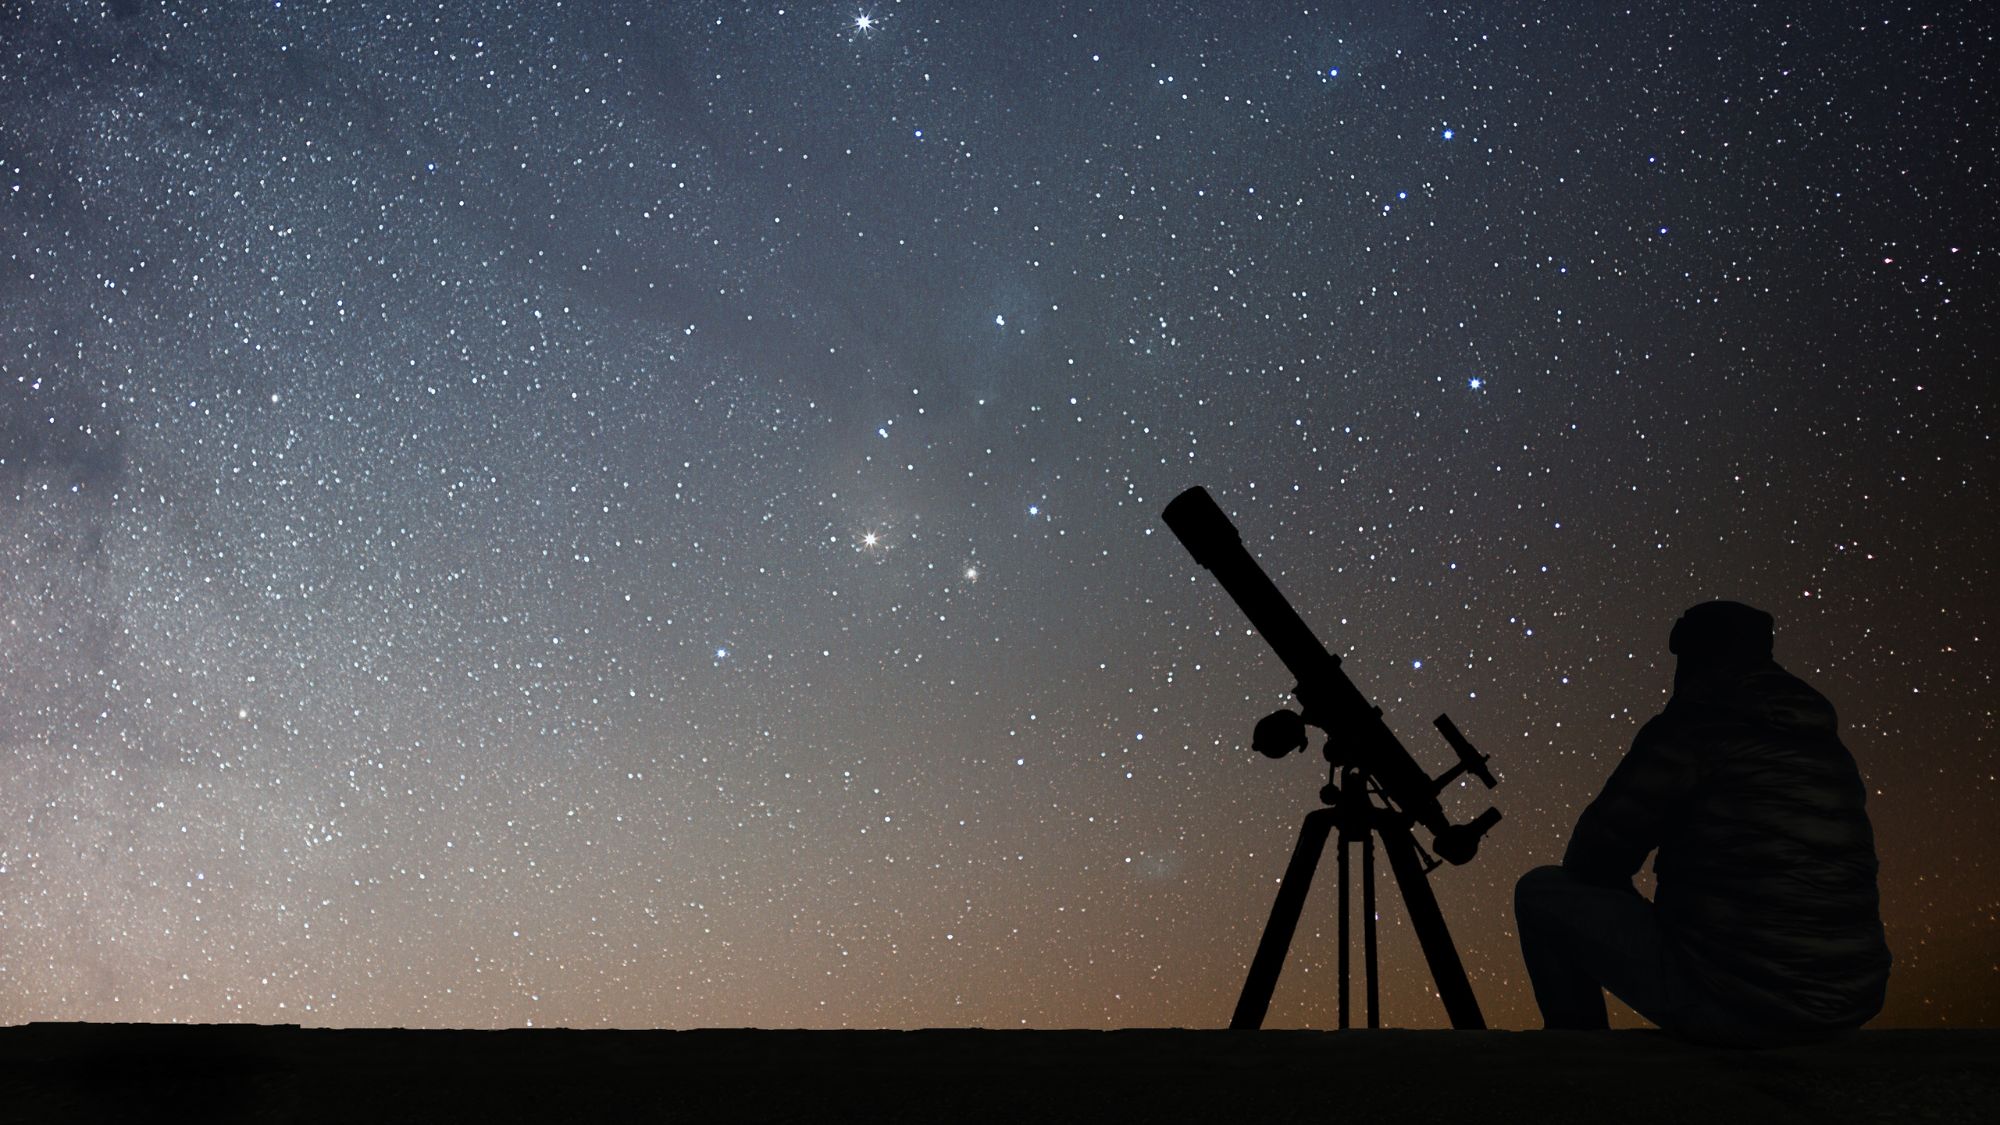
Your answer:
[1,1023,1991,1123]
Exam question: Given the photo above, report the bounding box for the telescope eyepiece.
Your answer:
[1432,807,1503,866]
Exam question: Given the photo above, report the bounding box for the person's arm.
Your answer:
[1562,714,1703,888]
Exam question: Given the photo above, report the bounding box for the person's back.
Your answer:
[1519,601,1890,1044]
[1627,661,1888,1029]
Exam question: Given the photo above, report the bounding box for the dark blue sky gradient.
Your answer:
[2,1,1992,1028]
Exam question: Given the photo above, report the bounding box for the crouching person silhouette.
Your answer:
[1515,601,1890,1045]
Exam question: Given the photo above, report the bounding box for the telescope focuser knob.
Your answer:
[1252,709,1309,759]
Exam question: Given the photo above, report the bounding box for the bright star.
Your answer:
[863,531,879,547]
[1441,127,1455,140]
[1468,377,1485,390]
[854,13,874,33]
[964,566,979,582]
[715,647,729,660]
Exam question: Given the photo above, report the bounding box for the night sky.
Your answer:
[2,2,1993,1030]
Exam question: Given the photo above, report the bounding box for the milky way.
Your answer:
[2,2,1992,1028]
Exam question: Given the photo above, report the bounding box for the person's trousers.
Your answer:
[1513,865,1835,1047]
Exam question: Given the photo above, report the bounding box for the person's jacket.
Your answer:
[1564,659,1891,1029]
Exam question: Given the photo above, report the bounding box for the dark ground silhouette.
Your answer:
[2,1023,1992,1124]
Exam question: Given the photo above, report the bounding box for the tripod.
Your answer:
[1232,761,1486,1030]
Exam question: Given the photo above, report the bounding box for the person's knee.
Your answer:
[1514,864,1571,924]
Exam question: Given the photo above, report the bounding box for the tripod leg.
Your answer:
[1377,818,1486,1029]
[1337,832,1350,1029]
[1232,807,1339,1030]
[1363,830,1379,1029]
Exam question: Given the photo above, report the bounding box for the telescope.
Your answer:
[1162,485,1501,1029]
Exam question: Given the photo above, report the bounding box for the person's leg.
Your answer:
[1515,865,1619,1027]
[1513,865,1708,1032]
[1514,866,1843,1045]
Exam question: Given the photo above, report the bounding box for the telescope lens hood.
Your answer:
[1163,486,1239,569]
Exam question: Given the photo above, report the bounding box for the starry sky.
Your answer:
[2,1,1993,1030]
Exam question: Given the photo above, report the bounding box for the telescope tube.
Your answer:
[1162,486,1450,834]
[1162,487,1341,686]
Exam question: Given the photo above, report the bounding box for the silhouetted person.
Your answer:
[1515,601,1890,1046]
